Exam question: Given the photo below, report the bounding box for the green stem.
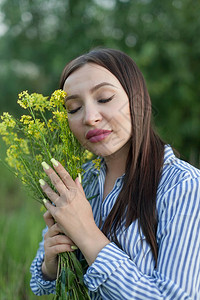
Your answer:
[18,155,44,200]
[27,103,52,161]
[39,108,53,138]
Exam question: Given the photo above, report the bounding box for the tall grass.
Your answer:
[0,144,52,300]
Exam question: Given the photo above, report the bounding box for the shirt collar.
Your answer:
[84,144,173,178]
[163,144,177,166]
[83,156,125,180]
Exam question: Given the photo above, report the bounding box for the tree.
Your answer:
[0,0,199,165]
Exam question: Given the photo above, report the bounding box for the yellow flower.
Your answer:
[47,119,57,131]
[6,145,26,174]
[2,136,10,144]
[26,119,46,140]
[92,158,101,171]
[77,168,83,174]
[52,111,68,121]
[72,155,80,161]
[17,91,29,109]
[1,89,85,210]
[20,115,33,125]
[18,90,29,99]
[2,133,18,146]
[50,89,67,108]
[35,154,43,162]
[60,159,65,166]
[18,91,50,111]
[1,112,16,128]
[13,137,30,155]
[84,150,94,161]
[0,122,8,136]
[21,176,27,185]
[31,93,49,111]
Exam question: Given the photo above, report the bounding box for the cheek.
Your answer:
[68,119,84,141]
[116,104,132,132]
[68,119,78,136]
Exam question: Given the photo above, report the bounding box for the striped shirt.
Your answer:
[30,145,200,299]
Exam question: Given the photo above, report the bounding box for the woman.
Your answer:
[30,48,200,299]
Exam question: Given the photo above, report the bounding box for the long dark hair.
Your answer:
[59,48,165,265]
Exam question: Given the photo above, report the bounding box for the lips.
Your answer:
[86,129,112,143]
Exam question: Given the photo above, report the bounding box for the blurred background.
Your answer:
[0,0,199,299]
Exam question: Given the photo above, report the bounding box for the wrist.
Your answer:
[42,261,57,281]
[78,225,110,266]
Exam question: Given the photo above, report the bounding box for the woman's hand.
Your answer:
[40,159,95,244]
[40,159,110,265]
[42,210,77,281]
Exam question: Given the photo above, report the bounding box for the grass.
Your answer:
[0,144,53,300]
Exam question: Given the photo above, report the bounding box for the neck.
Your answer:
[104,141,130,177]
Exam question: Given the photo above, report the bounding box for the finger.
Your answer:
[43,199,56,217]
[45,223,62,239]
[41,161,68,195]
[43,210,55,228]
[44,225,78,251]
[75,177,85,195]
[49,223,67,236]
[39,180,60,204]
[48,244,77,255]
[49,234,75,247]
[50,158,75,189]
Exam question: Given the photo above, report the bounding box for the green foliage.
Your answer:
[0,141,51,299]
[55,253,90,300]
[0,207,37,298]
[0,0,105,114]
[0,90,85,202]
[101,0,200,166]
[0,89,90,298]
[0,0,199,165]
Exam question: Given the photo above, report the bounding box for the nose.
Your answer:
[83,104,102,126]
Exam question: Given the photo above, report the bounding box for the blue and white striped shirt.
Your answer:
[30,145,200,299]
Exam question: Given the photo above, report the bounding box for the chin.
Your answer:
[85,146,112,158]
[92,147,122,158]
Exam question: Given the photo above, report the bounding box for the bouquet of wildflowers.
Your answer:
[0,90,91,299]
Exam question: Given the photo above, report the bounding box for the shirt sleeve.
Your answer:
[30,226,56,295]
[84,177,200,300]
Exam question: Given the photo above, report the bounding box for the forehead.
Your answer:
[63,63,121,93]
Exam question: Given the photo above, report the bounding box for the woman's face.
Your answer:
[63,63,132,158]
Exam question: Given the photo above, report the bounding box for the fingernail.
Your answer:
[51,158,59,167]
[43,198,48,204]
[39,179,46,186]
[41,161,50,170]
[71,245,78,250]
[78,173,82,184]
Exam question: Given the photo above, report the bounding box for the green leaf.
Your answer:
[80,258,89,273]
[61,268,67,300]
[66,267,76,289]
[69,252,84,281]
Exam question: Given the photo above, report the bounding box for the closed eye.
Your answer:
[98,95,115,103]
[68,107,81,114]
[67,95,115,114]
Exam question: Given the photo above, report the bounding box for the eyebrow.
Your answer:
[64,82,117,103]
